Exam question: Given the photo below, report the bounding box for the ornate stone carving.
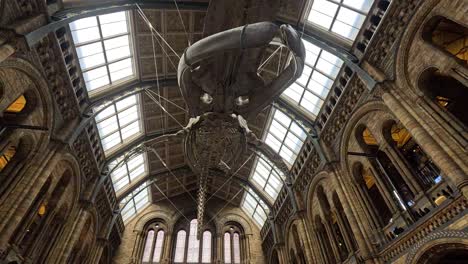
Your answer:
[35,34,79,121]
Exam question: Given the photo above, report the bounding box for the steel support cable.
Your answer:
[136,8,179,72]
[204,186,244,226]
[173,0,191,46]
[148,147,198,203]
[145,90,185,128]
[145,88,188,113]
[136,4,181,59]
[150,29,166,135]
[205,153,254,203]
[152,181,191,222]
[136,5,186,100]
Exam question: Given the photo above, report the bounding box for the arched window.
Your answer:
[174,230,187,263]
[0,145,16,172]
[173,219,213,263]
[422,16,468,64]
[5,95,27,113]
[383,121,442,190]
[223,226,242,264]
[142,230,155,263]
[141,223,165,264]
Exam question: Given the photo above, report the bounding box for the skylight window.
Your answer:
[250,155,285,200]
[109,152,148,193]
[241,189,269,227]
[264,108,308,166]
[70,11,135,93]
[95,94,143,153]
[307,0,373,41]
[282,40,343,118]
[120,184,150,222]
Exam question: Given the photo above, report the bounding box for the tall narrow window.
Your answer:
[307,0,374,41]
[70,11,136,93]
[152,230,164,263]
[282,40,343,118]
[224,233,231,264]
[173,219,214,263]
[174,230,187,263]
[223,227,243,264]
[233,233,241,264]
[95,94,143,152]
[187,219,200,262]
[5,95,27,113]
[201,231,212,263]
[142,230,155,263]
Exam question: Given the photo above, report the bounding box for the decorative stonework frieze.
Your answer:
[35,34,80,121]
[72,132,100,183]
[405,230,468,264]
[321,76,366,146]
[380,196,467,263]
[364,0,422,72]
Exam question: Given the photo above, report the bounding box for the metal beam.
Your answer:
[115,167,274,210]
[67,79,178,146]
[273,98,315,131]
[276,21,377,90]
[116,165,190,200]
[26,1,209,47]
[103,128,182,168]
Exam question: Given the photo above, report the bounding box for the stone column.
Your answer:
[381,88,468,198]
[296,215,315,263]
[322,218,341,263]
[56,208,91,263]
[367,164,399,213]
[380,142,423,195]
[333,208,354,255]
[0,43,15,63]
[161,231,172,264]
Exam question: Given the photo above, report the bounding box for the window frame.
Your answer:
[281,41,344,120]
[303,0,374,43]
[141,223,166,264]
[109,151,148,195]
[70,11,138,96]
[262,108,308,167]
[241,188,270,227]
[173,219,214,264]
[120,183,150,222]
[223,225,243,264]
[94,93,144,155]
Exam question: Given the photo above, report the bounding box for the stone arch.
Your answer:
[305,170,329,223]
[0,57,54,137]
[133,209,173,233]
[217,212,253,235]
[405,230,468,264]
[284,218,309,264]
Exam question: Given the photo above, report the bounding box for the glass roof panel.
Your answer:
[250,155,285,200]
[241,189,270,227]
[282,40,343,118]
[307,0,374,41]
[264,108,307,167]
[94,94,143,154]
[109,152,147,193]
[120,183,150,222]
[70,11,135,94]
